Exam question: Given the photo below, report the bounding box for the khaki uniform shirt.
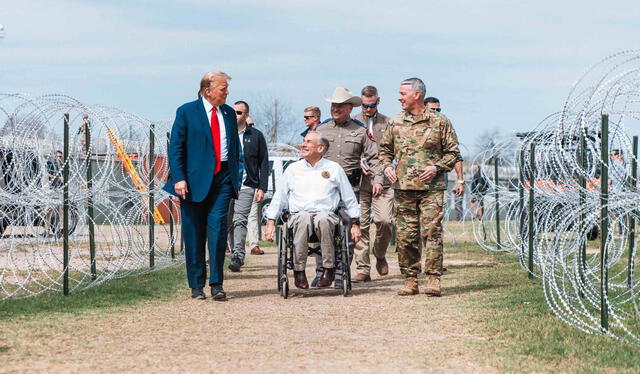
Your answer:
[354,111,392,190]
[379,107,460,191]
[318,118,383,186]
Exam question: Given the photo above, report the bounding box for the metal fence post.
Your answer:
[578,128,587,296]
[627,136,638,289]
[83,115,97,279]
[600,114,610,331]
[63,113,70,295]
[519,148,525,259]
[149,123,155,268]
[528,142,535,279]
[494,156,501,249]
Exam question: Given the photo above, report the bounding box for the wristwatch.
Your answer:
[351,218,360,225]
[434,165,443,174]
[457,180,465,184]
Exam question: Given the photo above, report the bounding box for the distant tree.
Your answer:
[474,127,517,164]
[0,114,46,139]
[247,95,298,144]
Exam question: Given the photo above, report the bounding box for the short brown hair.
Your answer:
[198,72,231,97]
[304,106,321,117]
[361,85,378,97]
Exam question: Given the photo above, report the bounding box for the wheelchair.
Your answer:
[276,210,353,298]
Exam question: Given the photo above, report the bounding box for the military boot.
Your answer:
[425,275,442,297]
[397,276,419,296]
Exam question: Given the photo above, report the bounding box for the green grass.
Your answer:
[465,243,640,373]
[0,265,187,321]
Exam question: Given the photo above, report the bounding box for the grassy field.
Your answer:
[0,266,186,321]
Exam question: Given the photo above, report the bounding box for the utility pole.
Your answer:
[273,98,278,143]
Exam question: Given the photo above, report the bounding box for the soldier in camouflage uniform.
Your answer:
[379,78,460,296]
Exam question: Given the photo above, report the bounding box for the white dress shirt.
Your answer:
[202,97,228,161]
[266,157,360,220]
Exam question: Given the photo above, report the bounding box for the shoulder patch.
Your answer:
[352,118,367,129]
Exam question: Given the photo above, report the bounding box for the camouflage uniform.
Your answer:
[378,107,460,277]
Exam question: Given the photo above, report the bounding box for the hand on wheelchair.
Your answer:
[264,219,276,242]
[350,223,361,243]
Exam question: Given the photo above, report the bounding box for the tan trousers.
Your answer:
[289,211,339,271]
[354,187,394,275]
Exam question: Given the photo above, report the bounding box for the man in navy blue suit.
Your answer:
[164,71,241,301]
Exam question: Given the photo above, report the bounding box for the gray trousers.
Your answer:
[289,211,339,272]
[227,187,255,262]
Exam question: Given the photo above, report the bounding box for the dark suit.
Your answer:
[164,98,241,288]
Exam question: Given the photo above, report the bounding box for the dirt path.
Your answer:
[1,245,499,374]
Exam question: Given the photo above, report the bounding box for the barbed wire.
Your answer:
[471,50,640,346]
[0,93,179,299]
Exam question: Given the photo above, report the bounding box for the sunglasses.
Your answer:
[304,115,317,120]
[362,103,377,109]
[235,111,244,115]
[435,108,441,112]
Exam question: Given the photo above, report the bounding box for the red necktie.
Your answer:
[210,106,221,174]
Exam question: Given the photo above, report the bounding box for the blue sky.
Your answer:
[1,0,638,155]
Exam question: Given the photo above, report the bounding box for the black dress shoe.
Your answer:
[294,270,309,289]
[317,268,335,288]
[211,285,227,301]
[191,288,206,300]
[228,258,242,272]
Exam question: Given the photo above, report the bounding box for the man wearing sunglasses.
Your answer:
[425,97,465,200]
[227,100,269,272]
[301,106,321,138]
[351,85,393,283]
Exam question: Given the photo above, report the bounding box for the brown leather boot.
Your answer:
[294,271,309,289]
[425,275,441,297]
[316,268,335,287]
[250,246,264,255]
[397,276,419,296]
[351,273,371,283]
[375,258,389,276]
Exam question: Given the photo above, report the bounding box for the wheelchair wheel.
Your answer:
[277,226,290,298]
[277,227,284,291]
[341,226,352,296]
[281,278,289,299]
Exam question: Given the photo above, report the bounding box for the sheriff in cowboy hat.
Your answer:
[312,86,384,289]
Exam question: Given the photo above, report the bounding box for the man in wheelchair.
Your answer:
[264,131,361,289]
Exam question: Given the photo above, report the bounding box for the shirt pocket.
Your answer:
[421,124,441,150]
[344,137,362,154]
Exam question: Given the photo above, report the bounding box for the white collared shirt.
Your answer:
[202,97,228,161]
[266,158,360,220]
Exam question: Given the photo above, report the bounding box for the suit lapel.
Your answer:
[196,99,213,147]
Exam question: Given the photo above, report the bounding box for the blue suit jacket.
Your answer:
[163,98,241,202]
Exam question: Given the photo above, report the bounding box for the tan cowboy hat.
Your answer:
[323,87,362,107]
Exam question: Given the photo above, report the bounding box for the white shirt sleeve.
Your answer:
[336,166,360,218]
[266,167,290,220]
